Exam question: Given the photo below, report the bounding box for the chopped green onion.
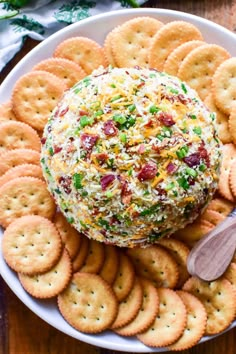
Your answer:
[128,104,136,112]
[67,217,74,224]
[120,133,127,143]
[189,114,197,119]
[48,147,54,156]
[162,126,172,137]
[149,105,160,114]
[157,134,164,141]
[54,188,61,195]
[110,95,122,102]
[143,190,150,196]
[80,115,94,128]
[73,173,83,189]
[199,164,207,172]
[110,83,116,88]
[81,190,88,197]
[186,167,198,178]
[105,191,113,198]
[79,220,88,229]
[113,114,126,125]
[168,87,179,94]
[149,73,156,78]
[210,112,216,121]
[165,182,175,191]
[177,176,189,190]
[193,126,202,136]
[140,204,160,216]
[98,218,110,230]
[176,146,189,159]
[181,83,188,94]
[94,109,104,117]
[128,167,133,176]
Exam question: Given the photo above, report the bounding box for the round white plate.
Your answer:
[0,8,235,353]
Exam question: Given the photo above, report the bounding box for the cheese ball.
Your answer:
[41,67,221,247]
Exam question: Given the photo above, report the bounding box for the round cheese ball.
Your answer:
[41,67,221,247]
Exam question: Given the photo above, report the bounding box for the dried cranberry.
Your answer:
[137,162,157,182]
[41,137,46,145]
[58,176,72,194]
[158,112,175,126]
[101,174,115,190]
[103,120,118,136]
[183,153,200,167]
[54,145,62,154]
[80,133,99,151]
[177,94,190,104]
[95,153,108,163]
[120,179,132,204]
[59,106,69,116]
[198,143,210,167]
[166,162,178,174]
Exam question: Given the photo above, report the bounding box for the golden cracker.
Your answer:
[0,121,41,153]
[204,94,232,144]
[206,197,234,216]
[18,248,72,298]
[58,272,118,333]
[111,277,143,329]
[99,245,119,285]
[54,212,82,260]
[0,101,17,122]
[178,44,230,100]
[137,288,187,347]
[212,57,236,115]
[149,21,203,71]
[223,262,236,291]
[168,290,207,351]
[79,239,105,274]
[112,252,135,302]
[0,148,40,176]
[164,40,204,76]
[158,238,190,288]
[0,163,44,188]
[0,176,56,228]
[72,235,89,272]
[127,245,179,289]
[228,103,236,145]
[12,70,66,131]
[33,58,86,89]
[218,143,236,201]
[200,209,226,227]
[54,37,107,75]
[103,27,120,67]
[183,276,236,335]
[2,215,62,274]
[229,163,236,199]
[115,278,159,336]
[112,17,163,68]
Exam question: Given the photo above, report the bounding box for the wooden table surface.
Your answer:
[0,1,236,353]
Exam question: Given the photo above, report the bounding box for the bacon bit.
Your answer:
[95,153,108,163]
[183,153,200,167]
[161,93,175,103]
[59,106,69,116]
[103,120,118,136]
[58,176,72,194]
[81,133,99,151]
[101,174,115,191]
[189,178,196,186]
[177,94,191,105]
[54,145,62,154]
[152,145,161,153]
[156,187,167,196]
[166,162,178,174]
[137,81,145,89]
[158,112,175,126]
[120,179,132,205]
[198,142,210,167]
[78,109,89,116]
[137,144,145,154]
[137,162,157,182]
[91,207,99,216]
[144,119,155,128]
[110,216,121,225]
[41,137,46,145]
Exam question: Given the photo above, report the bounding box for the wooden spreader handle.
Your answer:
[187,216,236,281]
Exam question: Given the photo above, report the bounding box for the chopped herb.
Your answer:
[165,182,175,191]
[41,157,45,164]
[98,218,110,230]
[181,83,187,94]
[73,173,83,189]
[149,73,156,78]
[162,126,172,137]
[107,158,114,168]
[113,114,126,125]
[49,147,54,156]
[110,83,116,88]
[143,190,150,196]
[140,203,160,216]
[149,105,160,114]
[123,115,136,129]
[80,220,88,229]
[168,87,179,94]
[81,190,88,197]
[176,145,189,159]
[189,114,197,120]
[82,77,91,87]
[128,167,133,176]
[193,126,202,136]
[54,188,61,194]
[67,217,74,224]
[44,166,51,176]
[177,176,189,190]
[94,109,104,117]
[74,127,81,135]
[128,104,136,112]
[157,134,164,141]
[80,115,94,128]
[186,167,198,178]
[105,191,113,198]
[120,133,127,143]
[110,95,122,102]
[181,127,188,133]
[210,112,216,121]
[173,190,178,197]
[199,163,207,172]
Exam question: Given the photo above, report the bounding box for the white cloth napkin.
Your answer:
[0,0,145,71]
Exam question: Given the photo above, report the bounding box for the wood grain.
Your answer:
[0,1,236,354]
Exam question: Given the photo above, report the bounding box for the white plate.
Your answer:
[0,8,235,353]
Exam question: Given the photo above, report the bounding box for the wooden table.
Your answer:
[0,1,236,353]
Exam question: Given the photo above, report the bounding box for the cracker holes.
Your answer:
[96,317,100,321]
[90,290,95,295]
[87,303,91,307]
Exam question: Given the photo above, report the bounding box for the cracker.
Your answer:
[2,215,62,274]
[0,176,56,227]
[115,278,159,336]
[0,101,17,122]
[54,37,107,75]
[112,17,164,68]
[218,143,236,201]
[183,276,236,335]
[149,21,203,71]
[111,277,143,329]
[204,94,232,144]
[99,245,119,285]
[0,121,41,153]
[0,148,40,176]
[33,58,86,89]
[12,70,66,131]
[58,272,118,333]
[127,245,179,289]
[229,163,236,198]
[223,262,236,291]
[112,252,135,302]
[79,239,105,274]
[168,290,207,351]
[103,27,120,67]
[54,212,81,260]
[206,197,234,217]
[158,238,190,288]
[200,208,226,226]
[212,57,236,115]
[228,103,236,145]
[178,44,230,100]
[137,288,187,347]
[164,40,204,76]
[72,235,89,272]
[0,164,44,188]
[18,248,72,298]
